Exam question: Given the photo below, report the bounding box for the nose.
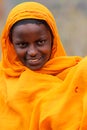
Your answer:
[27,44,37,57]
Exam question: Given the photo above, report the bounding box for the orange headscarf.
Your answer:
[0,1,81,77]
[0,2,82,130]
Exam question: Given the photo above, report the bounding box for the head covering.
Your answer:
[0,1,81,77]
[0,2,83,130]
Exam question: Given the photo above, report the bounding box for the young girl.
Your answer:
[0,2,81,130]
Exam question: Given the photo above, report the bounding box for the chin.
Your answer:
[27,65,43,71]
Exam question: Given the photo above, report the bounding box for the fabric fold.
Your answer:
[0,1,83,130]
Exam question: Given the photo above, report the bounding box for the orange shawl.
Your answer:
[31,56,87,130]
[0,2,81,130]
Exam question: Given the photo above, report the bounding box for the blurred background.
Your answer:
[0,0,87,56]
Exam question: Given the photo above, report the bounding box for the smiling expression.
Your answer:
[11,21,53,70]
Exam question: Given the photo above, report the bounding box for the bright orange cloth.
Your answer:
[34,56,87,130]
[0,2,82,130]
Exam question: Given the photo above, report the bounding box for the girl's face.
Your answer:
[11,23,53,70]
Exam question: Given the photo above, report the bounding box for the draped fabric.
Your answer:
[0,2,82,130]
[35,56,87,130]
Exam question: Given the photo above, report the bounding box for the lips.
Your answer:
[26,57,41,65]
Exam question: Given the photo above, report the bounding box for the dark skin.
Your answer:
[11,23,53,70]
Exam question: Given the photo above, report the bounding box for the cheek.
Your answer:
[47,48,52,59]
[41,45,52,57]
[14,48,26,58]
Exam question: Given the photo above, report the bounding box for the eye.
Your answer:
[16,42,28,48]
[36,40,46,46]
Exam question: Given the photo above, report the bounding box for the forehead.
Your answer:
[11,19,51,31]
[12,23,50,37]
[9,19,53,43]
[10,19,53,36]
